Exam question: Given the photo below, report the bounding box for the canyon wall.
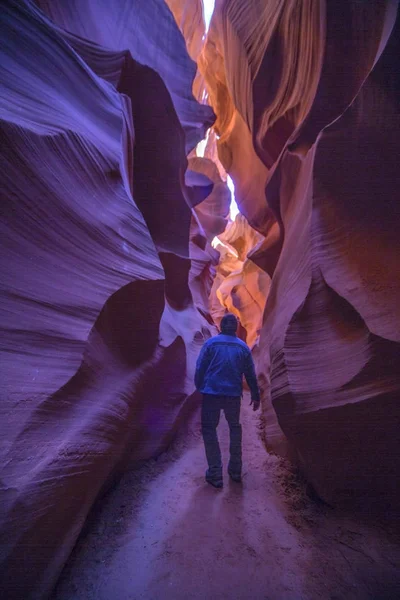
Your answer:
[0,1,223,597]
[199,0,400,507]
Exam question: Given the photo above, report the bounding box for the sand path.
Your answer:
[53,394,400,600]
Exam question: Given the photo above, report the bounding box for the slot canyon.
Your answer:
[1,0,400,598]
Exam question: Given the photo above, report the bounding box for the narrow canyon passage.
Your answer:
[53,393,400,600]
[2,2,400,598]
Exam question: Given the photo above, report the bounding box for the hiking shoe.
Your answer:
[206,477,223,489]
[228,471,242,483]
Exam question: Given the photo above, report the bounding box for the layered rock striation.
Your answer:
[0,1,219,597]
[199,0,400,507]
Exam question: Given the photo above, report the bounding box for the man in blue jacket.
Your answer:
[195,313,260,488]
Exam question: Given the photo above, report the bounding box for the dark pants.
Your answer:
[201,394,242,481]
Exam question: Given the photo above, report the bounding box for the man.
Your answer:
[195,313,260,488]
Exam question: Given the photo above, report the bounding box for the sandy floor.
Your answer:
[53,395,400,600]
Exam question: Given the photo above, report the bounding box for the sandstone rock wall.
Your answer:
[0,1,218,597]
[210,215,270,348]
[199,0,400,506]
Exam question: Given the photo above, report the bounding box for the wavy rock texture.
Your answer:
[198,6,272,234]
[169,1,273,345]
[37,0,214,153]
[202,0,400,506]
[164,0,207,103]
[210,215,270,348]
[0,1,216,597]
[260,1,400,507]
[187,155,231,319]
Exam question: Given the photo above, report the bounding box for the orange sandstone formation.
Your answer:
[199,0,400,506]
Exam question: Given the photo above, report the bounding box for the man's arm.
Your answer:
[195,342,210,390]
[243,350,260,409]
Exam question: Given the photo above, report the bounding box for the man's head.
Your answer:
[220,313,238,335]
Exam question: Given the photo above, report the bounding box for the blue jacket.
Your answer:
[195,333,260,400]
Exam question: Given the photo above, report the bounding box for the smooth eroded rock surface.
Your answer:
[197,0,400,506]
[0,1,215,597]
